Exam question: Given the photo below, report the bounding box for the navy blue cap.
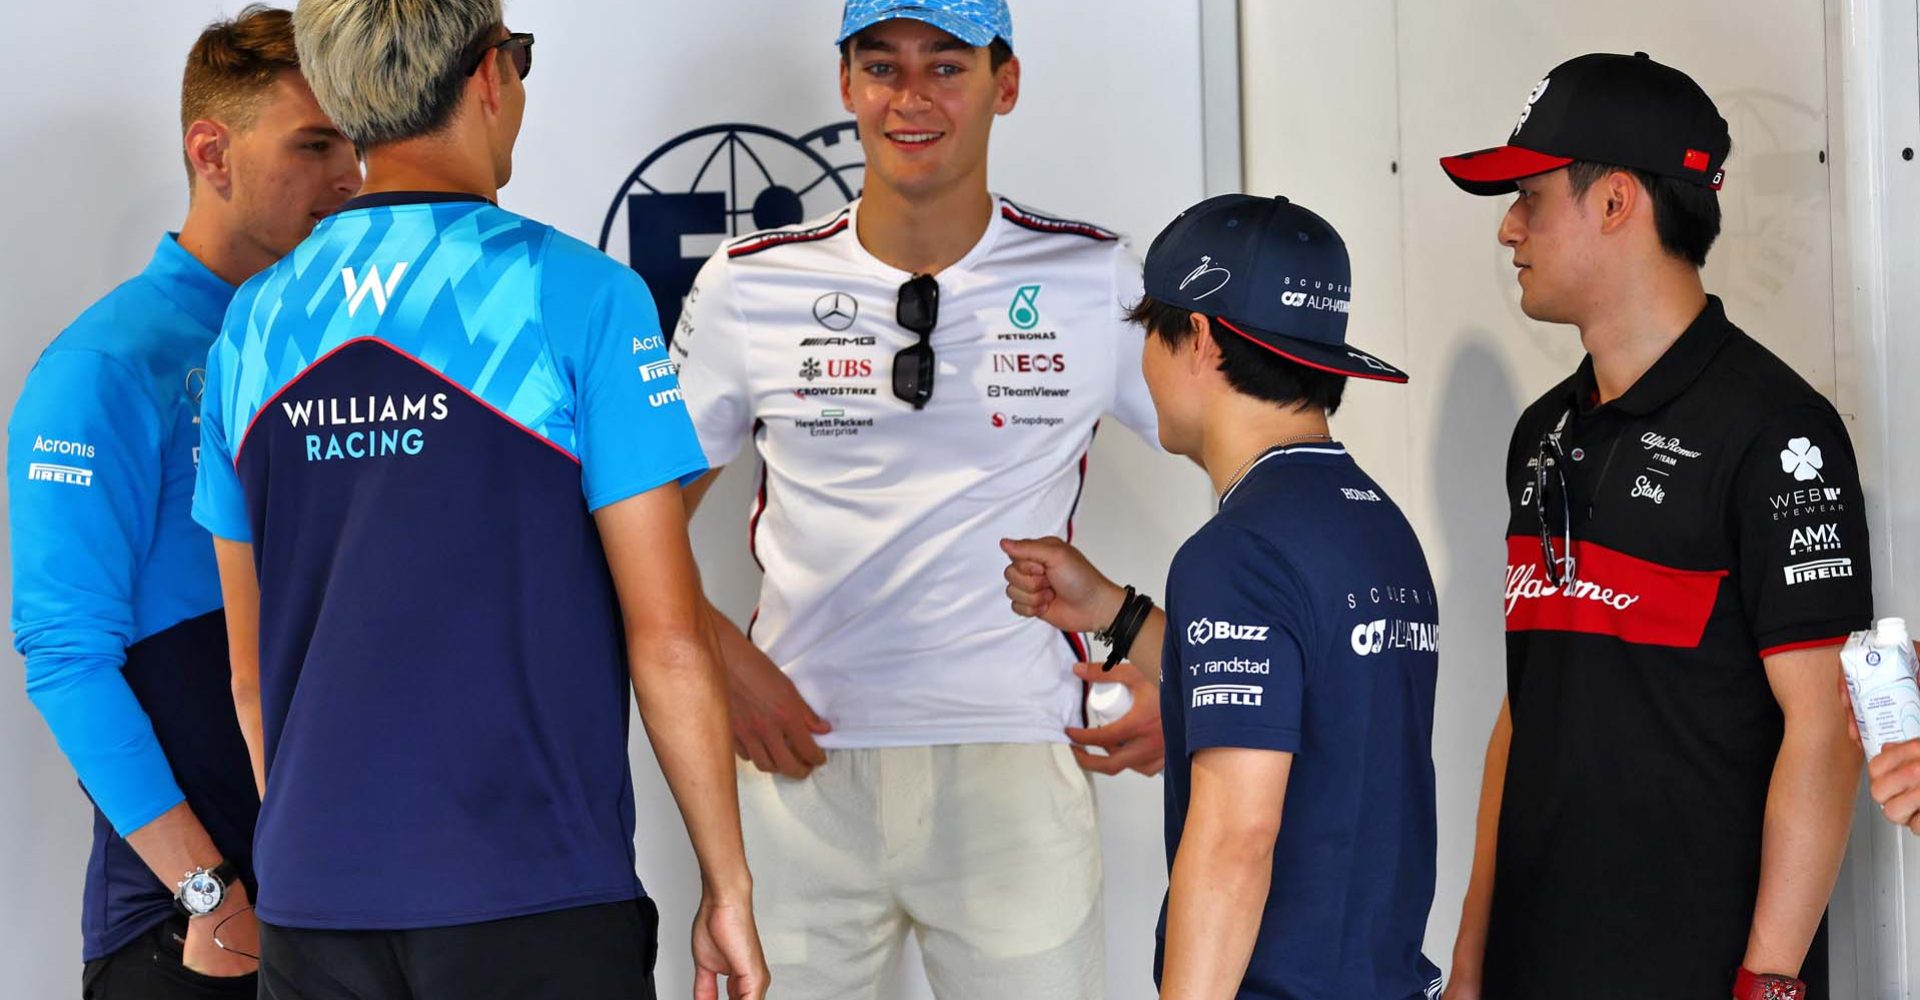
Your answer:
[1143,194,1407,383]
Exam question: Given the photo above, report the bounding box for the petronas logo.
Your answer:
[1009,284,1042,330]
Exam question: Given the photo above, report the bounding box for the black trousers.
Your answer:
[82,916,258,999]
[257,898,659,1000]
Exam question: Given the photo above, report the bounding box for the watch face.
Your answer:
[181,871,224,915]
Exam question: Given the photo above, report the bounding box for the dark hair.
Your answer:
[1126,296,1346,416]
[180,4,301,181]
[1564,156,1727,268]
[841,35,1014,71]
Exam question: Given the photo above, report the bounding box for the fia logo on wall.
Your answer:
[600,122,864,338]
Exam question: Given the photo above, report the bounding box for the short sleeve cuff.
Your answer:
[190,497,252,544]
[1757,619,1867,659]
[1188,723,1301,756]
[584,456,711,513]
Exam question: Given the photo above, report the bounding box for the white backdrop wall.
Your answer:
[1242,1,1914,996]
[0,2,1213,998]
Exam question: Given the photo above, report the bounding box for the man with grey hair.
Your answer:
[192,2,768,997]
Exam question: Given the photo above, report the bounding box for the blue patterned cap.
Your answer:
[837,0,1014,52]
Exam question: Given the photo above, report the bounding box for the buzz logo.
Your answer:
[1351,619,1387,656]
[1192,684,1263,708]
[638,359,678,382]
[1187,618,1270,646]
[341,262,409,318]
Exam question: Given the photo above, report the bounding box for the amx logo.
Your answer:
[638,359,678,382]
[342,263,409,318]
[1187,618,1270,646]
[1193,684,1262,708]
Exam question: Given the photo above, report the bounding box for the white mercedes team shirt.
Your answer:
[675,195,1158,748]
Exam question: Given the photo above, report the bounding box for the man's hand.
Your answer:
[1065,661,1165,776]
[1001,536,1125,635]
[1869,738,1920,834]
[692,890,769,1000]
[723,634,832,780]
[1439,975,1482,1000]
[182,883,257,977]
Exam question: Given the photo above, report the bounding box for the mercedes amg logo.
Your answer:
[813,291,858,331]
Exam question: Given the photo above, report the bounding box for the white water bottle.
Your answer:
[1086,681,1134,728]
[1841,617,1920,759]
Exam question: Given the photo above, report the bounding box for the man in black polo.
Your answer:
[1436,53,1871,1000]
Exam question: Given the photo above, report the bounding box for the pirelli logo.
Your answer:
[1784,558,1853,586]
[1192,684,1263,708]
[27,462,92,487]
[638,359,678,382]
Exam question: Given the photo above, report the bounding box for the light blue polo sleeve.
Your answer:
[191,331,251,542]
[542,236,709,511]
[8,350,186,834]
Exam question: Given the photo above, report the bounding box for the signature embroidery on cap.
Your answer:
[1512,77,1552,136]
[1180,255,1232,300]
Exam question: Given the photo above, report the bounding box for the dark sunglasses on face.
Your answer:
[893,274,939,410]
[466,31,535,81]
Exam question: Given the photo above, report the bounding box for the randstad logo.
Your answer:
[341,263,410,318]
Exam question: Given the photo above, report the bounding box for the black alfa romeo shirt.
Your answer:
[1484,297,1873,1000]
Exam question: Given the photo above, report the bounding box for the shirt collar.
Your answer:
[1565,295,1736,418]
[333,190,494,214]
[143,234,237,333]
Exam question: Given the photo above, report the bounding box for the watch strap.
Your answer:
[1733,967,1806,1000]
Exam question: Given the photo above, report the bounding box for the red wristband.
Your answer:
[1733,967,1806,1000]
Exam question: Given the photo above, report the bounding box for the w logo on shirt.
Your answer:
[341,263,410,317]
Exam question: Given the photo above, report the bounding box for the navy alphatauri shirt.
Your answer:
[1156,442,1443,1000]
[193,193,708,929]
[8,235,258,960]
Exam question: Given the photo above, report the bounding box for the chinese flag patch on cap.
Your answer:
[1683,148,1711,172]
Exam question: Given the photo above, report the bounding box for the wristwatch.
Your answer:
[1733,968,1806,1000]
[173,859,240,917]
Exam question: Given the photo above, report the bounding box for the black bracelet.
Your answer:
[1099,587,1155,672]
[1095,586,1136,644]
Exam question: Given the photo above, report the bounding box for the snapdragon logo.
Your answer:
[283,393,449,462]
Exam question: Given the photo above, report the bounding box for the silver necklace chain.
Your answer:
[1218,433,1333,503]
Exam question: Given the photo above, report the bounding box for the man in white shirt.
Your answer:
[672,2,1160,997]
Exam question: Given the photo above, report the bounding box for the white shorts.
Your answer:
[738,742,1105,1000]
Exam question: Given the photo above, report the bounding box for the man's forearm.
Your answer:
[125,801,228,889]
[630,631,752,895]
[230,669,266,797]
[1159,826,1273,1000]
[1451,701,1511,988]
[1743,718,1859,974]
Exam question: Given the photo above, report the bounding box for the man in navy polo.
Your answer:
[1003,194,1443,1000]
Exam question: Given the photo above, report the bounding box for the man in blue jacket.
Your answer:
[7,7,358,995]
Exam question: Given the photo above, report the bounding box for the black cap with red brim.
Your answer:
[1440,52,1730,196]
